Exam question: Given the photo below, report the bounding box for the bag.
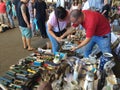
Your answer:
[33,18,39,31]
[53,28,66,37]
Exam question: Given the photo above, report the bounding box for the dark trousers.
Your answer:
[37,17,47,37]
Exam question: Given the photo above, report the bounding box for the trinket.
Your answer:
[99,53,113,70]
[84,71,94,90]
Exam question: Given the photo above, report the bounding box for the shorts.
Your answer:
[19,26,32,38]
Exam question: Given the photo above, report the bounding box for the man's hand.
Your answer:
[27,24,31,29]
[71,46,77,51]
[21,4,30,29]
[71,37,91,51]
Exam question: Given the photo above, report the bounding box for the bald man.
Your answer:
[63,10,111,57]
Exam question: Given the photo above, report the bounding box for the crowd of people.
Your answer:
[0,0,120,57]
[0,0,16,28]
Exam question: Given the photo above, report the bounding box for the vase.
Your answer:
[99,53,113,70]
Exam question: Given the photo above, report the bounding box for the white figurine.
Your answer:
[53,54,60,64]
[84,71,94,90]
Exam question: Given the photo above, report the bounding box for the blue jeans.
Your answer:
[30,18,36,36]
[46,25,60,54]
[8,13,15,28]
[84,33,111,57]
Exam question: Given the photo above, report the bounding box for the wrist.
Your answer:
[27,23,30,25]
[75,46,79,50]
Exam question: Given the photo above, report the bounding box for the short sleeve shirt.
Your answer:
[0,2,6,13]
[81,10,110,38]
[47,11,70,32]
[34,1,47,18]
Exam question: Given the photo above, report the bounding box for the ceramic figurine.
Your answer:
[99,53,113,70]
[102,60,117,90]
[89,54,97,64]
[69,80,79,90]
[102,74,117,90]
[73,60,79,81]
[73,60,82,80]
[104,60,115,75]
[38,48,52,54]
[53,54,60,64]
[84,71,94,90]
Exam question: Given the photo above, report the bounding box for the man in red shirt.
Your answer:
[69,10,111,57]
[0,0,7,24]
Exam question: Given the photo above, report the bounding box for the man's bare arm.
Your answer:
[71,37,91,51]
[48,23,58,39]
[76,37,91,49]
[21,4,30,28]
[60,27,76,39]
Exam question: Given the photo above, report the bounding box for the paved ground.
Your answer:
[0,27,49,76]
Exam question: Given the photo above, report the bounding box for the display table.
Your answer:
[0,31,119,90]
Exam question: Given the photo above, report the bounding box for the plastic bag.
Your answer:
[33,18,39,31]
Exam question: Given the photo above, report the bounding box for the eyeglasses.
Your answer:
[73,18,79,25]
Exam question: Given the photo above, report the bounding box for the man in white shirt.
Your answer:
[82,0,103,11]
[82,0,90,10]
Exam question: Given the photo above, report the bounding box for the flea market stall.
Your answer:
[0,29,120,90]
